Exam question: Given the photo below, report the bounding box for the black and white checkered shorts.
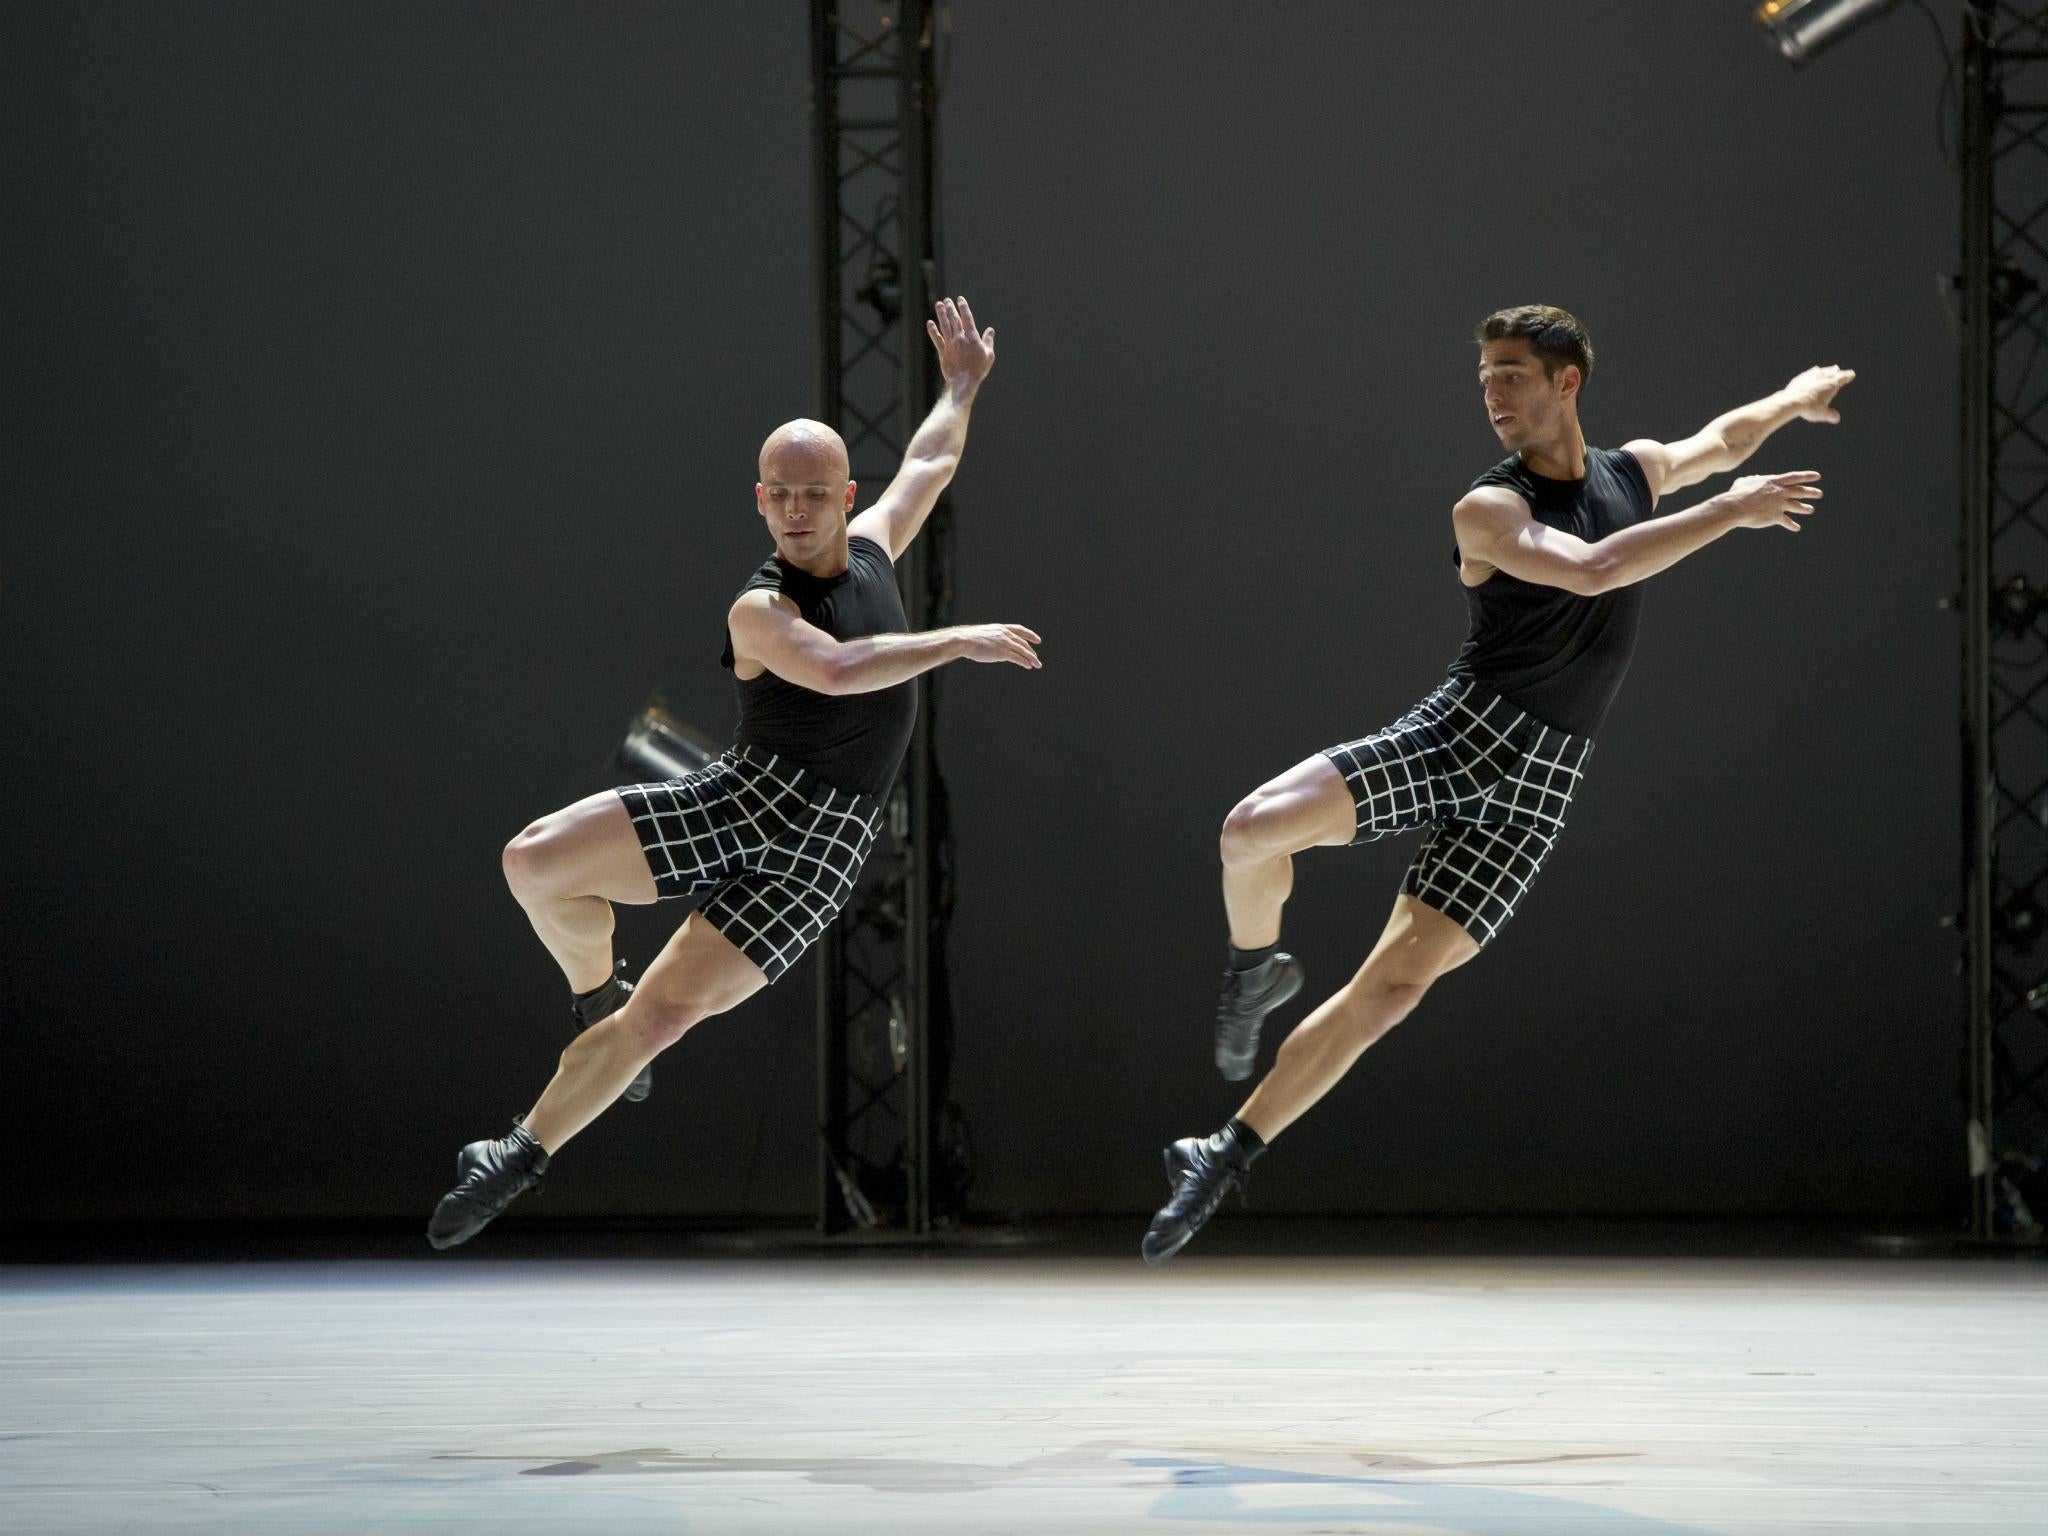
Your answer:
[1321,677,1594,948]
[614,747,886,984]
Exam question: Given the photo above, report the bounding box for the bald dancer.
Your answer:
[430,296,1038,1248]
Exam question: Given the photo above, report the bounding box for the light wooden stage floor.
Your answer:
[3,1249,2043,1534]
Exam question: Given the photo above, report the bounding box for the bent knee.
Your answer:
[501,823,553,894]
[619,1005,698,1055]
[1220,794,1288,867]
[1221,770,1353,866]
[1339,970,1435,1029]
[623,991,735,1053]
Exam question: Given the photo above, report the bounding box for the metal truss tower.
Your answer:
[1961,0,2048,1239]
[808,0,957,1235]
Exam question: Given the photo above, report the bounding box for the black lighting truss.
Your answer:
[808,0,959,1235]
[1961,0,2048,1238]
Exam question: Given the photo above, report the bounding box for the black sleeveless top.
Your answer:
[719,535,917,797]
[1447,447,1653,738]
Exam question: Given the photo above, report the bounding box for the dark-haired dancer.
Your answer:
[430,297,1040,1249]
[1143,305,1853,1263]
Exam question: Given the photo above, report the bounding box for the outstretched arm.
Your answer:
[1625,365,1854,504]
[727,590,1040,696]
[1454,473,1823,598]
[847,295,996,561]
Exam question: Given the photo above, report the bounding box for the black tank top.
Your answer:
[719,535,917,797]
[1447,447,1652,738]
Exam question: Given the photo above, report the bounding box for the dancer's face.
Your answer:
[756,424,855,558]
[1478,339,1579,454]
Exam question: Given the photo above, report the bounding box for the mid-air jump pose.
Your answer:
[429,297,1039,1248]
[1143,304,1852,1263]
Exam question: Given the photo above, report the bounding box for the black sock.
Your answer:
[1228,943,1278,972]
[572,971,625,1025]
[1222,1117,1267,1164]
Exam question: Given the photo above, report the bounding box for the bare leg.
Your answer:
[502,791,660,994]
[1236,893,1478,1141]
[522,911,766,1153]
[1218,754,1357,949]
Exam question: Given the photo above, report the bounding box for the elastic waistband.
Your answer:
[1432,675,1594,749]
[723,744,887,811]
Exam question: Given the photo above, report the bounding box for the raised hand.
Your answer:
[927,296,995,391]
[951,622,1041,669]
[1725,471,1823,532]
[1785,364,1855,424]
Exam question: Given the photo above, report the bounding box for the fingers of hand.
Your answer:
[929,296,993,362]
[1811,366,1854,407]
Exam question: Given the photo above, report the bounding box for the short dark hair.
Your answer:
[1473,305,1594,386]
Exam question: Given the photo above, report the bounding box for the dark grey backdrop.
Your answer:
[3,2,1958,1223]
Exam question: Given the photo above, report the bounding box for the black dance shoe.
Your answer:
[1141,1128,1254,1265]
[427,1122,550,1250]
[1214,952,1303,1081]
[573,959,650,1103]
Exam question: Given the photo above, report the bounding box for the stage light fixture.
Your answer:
[857,252,902,326]
[1996,575,2046,639]
[616,696,723,782]
[1753,0,1902,65]
[1997,891,2044,947]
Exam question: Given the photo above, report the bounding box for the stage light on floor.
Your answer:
[616,696,722,782]
[1994,1152,2046,1240]
[1753,0,1901,65]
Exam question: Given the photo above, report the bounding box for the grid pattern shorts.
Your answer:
[614,746,886,985]
[1320,677,1594,948]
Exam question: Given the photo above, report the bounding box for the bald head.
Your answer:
[755,418,855,556]
[759,419,849,483]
